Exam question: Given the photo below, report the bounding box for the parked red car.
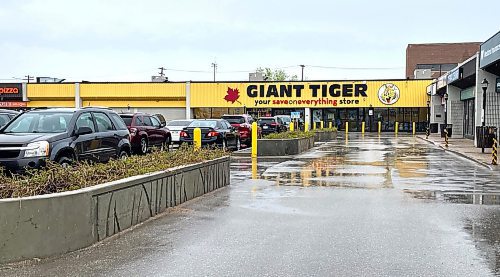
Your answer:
[221,114,256,146]
[119,113,171,154]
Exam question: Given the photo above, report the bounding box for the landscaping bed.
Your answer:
[258,131,315,156]
[0,146,229,264]
[312,128,338,142]
[0,146,225,199]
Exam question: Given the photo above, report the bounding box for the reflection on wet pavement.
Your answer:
[232,134,500,205]
[231,134,500,275]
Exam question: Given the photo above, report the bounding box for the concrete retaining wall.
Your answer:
[314,131,338,142]
[257,137,315,156]
[0,157,230,264]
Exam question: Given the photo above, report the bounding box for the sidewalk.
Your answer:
[417,134,499,170]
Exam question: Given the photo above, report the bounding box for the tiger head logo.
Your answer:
[378,83,400,105]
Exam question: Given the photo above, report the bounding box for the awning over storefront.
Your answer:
[448,57,477,89]
[480,31,500,75]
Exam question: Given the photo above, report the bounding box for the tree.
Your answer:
[256,67,298,81]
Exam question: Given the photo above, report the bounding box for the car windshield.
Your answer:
[258,118,275,124]
[188,120,217,128]
[279,117,291,123]
[119,115,133,126]
[0,114,12,127]
[167,120,192,126]
[3,112,73,133]
[222,116,245,124]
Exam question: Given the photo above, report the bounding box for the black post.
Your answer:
[481,79,489,153]
[444,95,448,126]
[427,100,431,131]
[300,65,305,81]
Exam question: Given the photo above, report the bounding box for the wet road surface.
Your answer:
[2,134,500,276]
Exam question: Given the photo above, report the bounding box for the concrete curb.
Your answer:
[232,131,337,158]
[416,136,493,170]
[0,157,230,264]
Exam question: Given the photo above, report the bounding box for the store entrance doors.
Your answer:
[463,99,475,139]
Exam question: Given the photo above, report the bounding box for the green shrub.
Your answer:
[263,131,315,140]
[0,145,226,199]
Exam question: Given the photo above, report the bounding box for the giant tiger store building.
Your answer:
[21,79,431,132]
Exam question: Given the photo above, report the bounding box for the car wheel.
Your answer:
[161,137,171,152]
[119,150,129,160]
[57,155,74,168]
[140,137,148,154]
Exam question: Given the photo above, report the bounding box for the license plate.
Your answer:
[263,126,269,129]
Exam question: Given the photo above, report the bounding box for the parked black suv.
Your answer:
[0,107,131,173]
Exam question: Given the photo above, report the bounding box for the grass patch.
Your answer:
[0,145,226,199]
[263,131,315,140]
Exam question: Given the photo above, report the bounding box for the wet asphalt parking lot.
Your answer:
[1,134,499,276]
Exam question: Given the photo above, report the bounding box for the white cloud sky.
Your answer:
[1,0,499,82]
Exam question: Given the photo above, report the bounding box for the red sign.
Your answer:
[0,102,27,108]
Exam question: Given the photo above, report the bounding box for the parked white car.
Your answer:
[166,119,193,145]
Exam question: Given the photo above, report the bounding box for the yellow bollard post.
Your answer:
[361,122,365,134]
[305,122,309,132]
[320,121,324,129]
[345,122,349,135]
[313,122,316,130]
[328,122,332,129]
[289,122,294,132]
[412,122,416,135]
[194,127,202,150]
[378,121,381,134]
[251,122,258,158]
[395,122,399,135]
[252,157,258,179]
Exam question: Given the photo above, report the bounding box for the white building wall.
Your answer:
[447,85,463,137]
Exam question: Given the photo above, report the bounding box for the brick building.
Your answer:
[406,42,481,79]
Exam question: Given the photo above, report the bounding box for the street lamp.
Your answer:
[444,93,448,135]
[481,78,489,153]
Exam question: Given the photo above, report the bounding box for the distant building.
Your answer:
[406,42,481,79]
[249,72,264,81]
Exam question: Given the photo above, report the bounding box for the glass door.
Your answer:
[464,99,475,139]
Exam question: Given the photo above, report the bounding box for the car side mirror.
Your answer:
[75,126,93,136]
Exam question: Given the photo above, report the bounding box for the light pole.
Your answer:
[444,93,448,127]
[300,65,305,81]
[481,78,489,153]
[442,93,449,140]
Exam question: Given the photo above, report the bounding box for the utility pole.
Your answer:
[299,65,305,81]
[211,63,217,82]
[23,75,34,83]
[158,67,166,77]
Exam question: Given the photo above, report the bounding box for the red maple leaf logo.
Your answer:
[224,87,241,104]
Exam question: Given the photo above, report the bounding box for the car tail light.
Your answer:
[207,131,219,137]
[180,131,188,137]
[271,123,277,126]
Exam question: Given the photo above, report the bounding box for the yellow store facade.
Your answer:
[24,79,431,132]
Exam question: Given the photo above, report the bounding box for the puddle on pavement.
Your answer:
[231,134,500,206]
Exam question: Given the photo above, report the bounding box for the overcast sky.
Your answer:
[1,0,499,82]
